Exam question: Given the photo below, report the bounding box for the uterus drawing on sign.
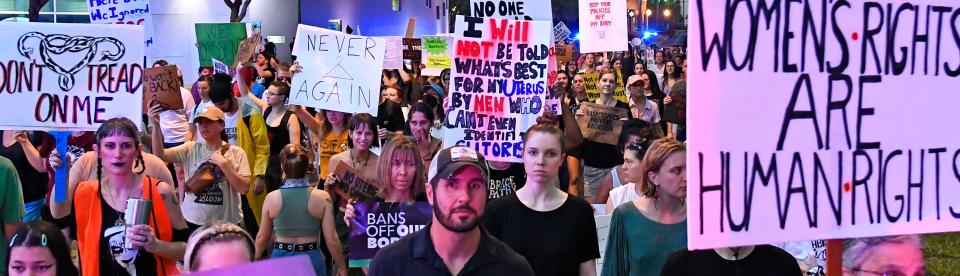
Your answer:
[17,32,126,91]
[595,30,606,40]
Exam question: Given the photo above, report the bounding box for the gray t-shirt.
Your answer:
[166,141,249,225]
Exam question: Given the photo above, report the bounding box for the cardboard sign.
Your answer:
[0,22,144,131]
[446,16,553,162]
[470,0,553,21]
[195,23,247,67]
[289,24,385,116]
[88,0,155,51]
[191,255,316,276]
[688,0,960,250]
[234,33,262,66]
[142,65,183,112]
[576,102,627,145]
[582,72,627,103]
[349,201,432,267]
[382,36,404,69]
[553,21,572,43]
[421,35,452,76]
[578,0,627,53]
[556,44,574,65]
[332,161,378,206]
[402,38,422,61]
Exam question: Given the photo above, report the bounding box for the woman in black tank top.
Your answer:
[242,81,302,192]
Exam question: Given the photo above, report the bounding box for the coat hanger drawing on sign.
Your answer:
[324,57,354,81]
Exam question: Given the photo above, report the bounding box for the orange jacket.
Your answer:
[74,177,179,275]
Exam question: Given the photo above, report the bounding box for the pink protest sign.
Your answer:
[190,255,316,276]
[688,0,960,250]
[446,16,552,162]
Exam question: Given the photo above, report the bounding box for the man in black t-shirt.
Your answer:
[368,146,533,276]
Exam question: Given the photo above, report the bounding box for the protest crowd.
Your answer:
[0,0,937,276]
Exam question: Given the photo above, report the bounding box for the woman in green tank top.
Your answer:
[253,144,347,276]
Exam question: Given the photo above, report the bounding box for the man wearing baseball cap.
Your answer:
[368,146,533,275]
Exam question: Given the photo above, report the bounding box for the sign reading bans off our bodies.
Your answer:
[446,16,553,162]
[0,22,144,131]
[348,202,431,267]
[290,24,385,116]
[689,0,960,250]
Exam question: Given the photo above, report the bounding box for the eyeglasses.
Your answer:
[849,268,929,276]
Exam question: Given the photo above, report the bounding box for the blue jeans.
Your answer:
[272,246,327,276]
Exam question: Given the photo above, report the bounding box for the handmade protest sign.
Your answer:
[553,21,572,43]
[212,59,228,75]
[142,65,183,113]
[88,0,155,51]
[446,16,552,162]
[577,102,627,145]
[191,255,316,276]
[195,23,247,67]
[289,24,385,116]
[0,22,143,131]
[578,0,627,53]
[402,38,422,61]
[470,0,552,21]
[595,215,611,274]
[332,161,378,207]
[234,33,261,66]
[582,72,626,102]
[688,0,960,250]
[556,44,574,65]
[382,36,404,69]
[349,201,432,267]
[422,35,453,76]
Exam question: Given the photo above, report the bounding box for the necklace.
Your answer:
[350,149,369,169]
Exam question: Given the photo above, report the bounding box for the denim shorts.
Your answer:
[272,243,327,276]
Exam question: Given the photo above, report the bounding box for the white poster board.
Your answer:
[595,215,612,273]
[688,0,960,250]
[447,16,553,162]
[578,0,627,53]
[553,21,572,43]
[0,22,144,131]
[289,24,385,116]
[421,35,453,77]
[88,0,155,53]
[382,36,403,70]
[470,0,553,22]
[212,58,228,75]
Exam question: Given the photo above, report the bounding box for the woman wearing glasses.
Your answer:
[842,235,925,276]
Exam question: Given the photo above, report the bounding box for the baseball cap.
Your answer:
[427,146,489,184]
[627,75,644,87]
[193,106,225,123]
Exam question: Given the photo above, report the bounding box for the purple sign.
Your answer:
[348,201,432,267]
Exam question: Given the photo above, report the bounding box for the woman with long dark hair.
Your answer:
[7,221,78,276]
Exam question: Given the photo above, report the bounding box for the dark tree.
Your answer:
[224,0,253,22]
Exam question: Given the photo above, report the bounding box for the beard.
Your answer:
[433,193,482,233]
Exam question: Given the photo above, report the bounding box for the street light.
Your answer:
[645,9,653,16]
[663,9,671,17]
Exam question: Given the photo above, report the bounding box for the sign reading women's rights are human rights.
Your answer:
[290,24,385,116]
[689,0,960,250]
[445,16,552,162]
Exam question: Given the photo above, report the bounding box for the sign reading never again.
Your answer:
[0,22,144,131]
[289,24,385,116]
[445,16,553,162]
[688,0,960,250]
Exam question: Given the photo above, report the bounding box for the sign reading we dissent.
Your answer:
[445,16,553,162]
[289,24,385,116]
[196,23,247,67]
[689,0,960,250]
[0,22,144,131]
